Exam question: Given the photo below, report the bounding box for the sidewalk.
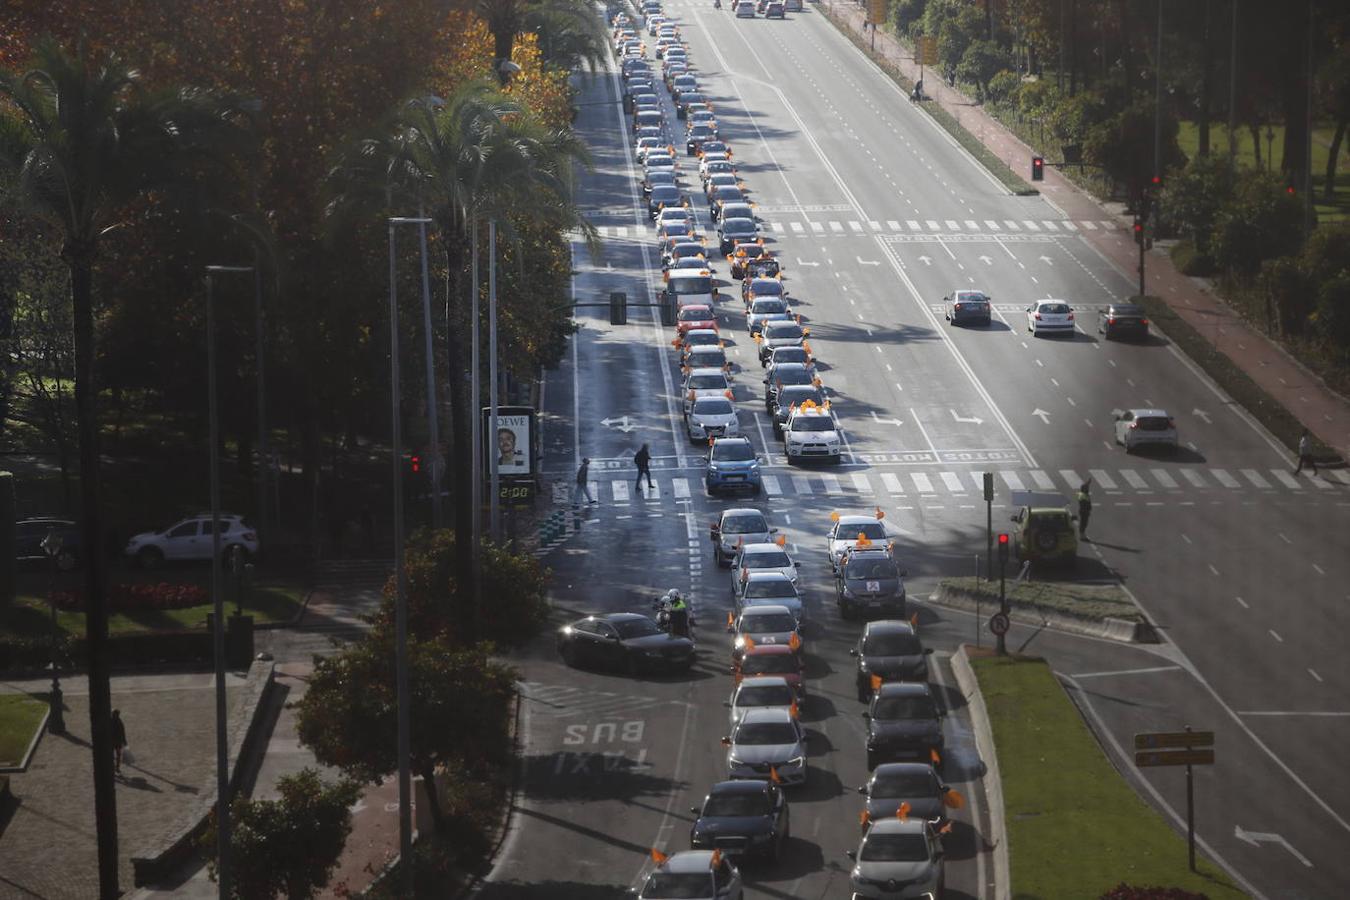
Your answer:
[824,2,1350,463]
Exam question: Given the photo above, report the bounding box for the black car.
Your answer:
[1098,302,1150,340]
[557,613,695,673]
[765,0,785,17]
[745,256,781,280]
[858,763,954,835]
[686,125,717,156]
[690,779,790,861]
[769,385,824,437]
[14,517,81,571]
[836,547,907,620]
[851,620,931,701]
[863,682,945,771]
[675,91,706,119]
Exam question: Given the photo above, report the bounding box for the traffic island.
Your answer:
[968,653,1244,898]
[931,577,1159,644]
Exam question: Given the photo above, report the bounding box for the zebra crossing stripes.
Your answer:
[1150,469,1178,489]
[911,472,935,494]
[1000,471,1025,491]
[1042,220,1059,231]
[1060,469,1084,489]
[1081,221,1098,230]
[964,220,979,231]
[1029,470,1056,490]
[907,220,922,231]
[769,222,784,233]
[1331,470,1350,486]
[940,471,965,493]
[887,220,902,230]
[673,477,691,498]
[829,221,844,233]
[1089,469,1119,490]
[1180,468,1207,488]
[851,472,873,493]
[1023,220,1041,231]
[1270,469,1303,489]
[881,472,905,494]
[868,220,882,232]
[790,222,805,233]
[1004,220,1021,231]
[984,220,1000,230]
[1242,469,1272,489]
[791,474,812,495]
[926,220,941,231]
[967,472,986,493]
[1211,469,1241,488]
[1310,474,1335,490]
[811,221,824,233]
[1119,469,1149,490]
[849,221,865,233]
[945,220,960,231]
[762,475,782,496]
[822,473,844,495]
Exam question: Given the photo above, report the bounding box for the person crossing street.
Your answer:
[573,457,597,507]
[634,443,655,492]
[1076,481,1092,539]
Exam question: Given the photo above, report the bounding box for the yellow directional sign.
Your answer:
[1134,749,1215,768]
[918,36,939,67]
[1134,731,1215,751]
[866,0,886,27]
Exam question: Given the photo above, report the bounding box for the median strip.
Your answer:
[932,576,1158,643]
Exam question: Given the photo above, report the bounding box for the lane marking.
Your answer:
[1070,665,1183,679]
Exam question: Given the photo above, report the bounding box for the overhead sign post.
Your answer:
[1134,727,1215,872]
[866,0,885,50]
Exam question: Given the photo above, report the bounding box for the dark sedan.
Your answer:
[690,779,790,861]
[863,682,945,772]
[1098,302,1150,340]
[858,762,959,835]
[557,613,695,673]
[852,620,931,701]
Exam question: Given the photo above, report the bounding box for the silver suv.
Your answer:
[125,513,259,568]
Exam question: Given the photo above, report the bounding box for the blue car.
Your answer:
[705,436,763,496]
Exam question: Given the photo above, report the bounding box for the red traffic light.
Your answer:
[997,533,1009,547]
[1151,174,1162,188]
[1031,155,1044,181]
[410,454,421,473]
[1286,185,1296,195]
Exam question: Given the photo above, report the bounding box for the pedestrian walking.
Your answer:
[1294,430,1318,476]
[573,457,597,507]
[111,709,128,774]
[634,443,655,492]
[1076,481,1092,539]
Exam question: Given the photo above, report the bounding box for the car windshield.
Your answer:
[670,275,713,295]
[688,375,727,390]
[770,348,805,363]
[722,514,767,534]
[613,618,664,639]
[749,281,783,297]
[737,684,796,707]
[840,522,886,541]
[864,633,921,656]
[955,292,989,304]
[745,550,791,568]
[734,722,798,744]
[687,332,719,346]
[1111,305,1144,317]
[703,792,772,817]
[744,579,795,599]
[743,613,796,633]
[691,127,715,139]
[722,219,756,236]
[791,416,834,432]
[874,694,937,719]
[662,224,691,238]
[765,324,803,340]
[776,369,813,386]
[712,442,755,462]
[860,833,931,862]
[681,93,704,104]
[849,559,898,579]
[706,162,734,175]
[751,300,787,315]
[679,307,711,321]
[779,388,821,408]
[688,350,726,367]
[652,188,680,201]
[742,653,797,675]
[694,398,734,416]
[641,871,712,898]
[871,770,939,799]
[703,142,729,154]
[1039,303,1071,315]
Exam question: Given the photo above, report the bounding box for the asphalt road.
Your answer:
[481,3,1350,897]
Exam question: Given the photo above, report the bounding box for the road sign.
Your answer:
[1134,731,1215,751]
[1134,749,1215,768]
[866,0,885,26]
[989,612,1009,636]
[918,36,939,67]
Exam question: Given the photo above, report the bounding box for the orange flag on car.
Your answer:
[896,801,911,821]
[788,632,801,651]
[769,766,782,784]
[930,748,942,766]
[874,506,885,520]
[944,789,965,810]
[650,848,668,865]
[859,809,871,826]
[870,673,883,692]
[710,848,722,868]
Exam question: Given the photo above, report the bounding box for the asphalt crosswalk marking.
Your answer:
[1120,469,1149,490]
[613,481,630,502]
[967,472,986,493]
[1000,471,1025,491]
[1060,469,1085,488]
[887,220,902,230]
[673,477,691,498]
[940,471,965,492]
[907,220,922,231]
[792,474,812,495]
[822,472,844,494]
[1270,469,1302,489]
[881,472,905,494]
[811,221,824,233]
[1211,469,1240,488]
[790,222,805,233]
[1082,221,1098,229]
[851,472,872,493]
[830,221,844,233]
[926,220,941,231]
[1310,474,1334,490]
[1089,469,1118,490]
[1150,469,1178,489]
[912,472,935,494]
[849,221,864,232]
[1023,220,1041,231]
[985,220,1000,230]
[1004,220,1021,231]
[945,220,960,230]
[868,220,882,231]
[763,475,782,495]
[1241,468,1272,489]
[1030,470,1056,490]
[1181,469,1207,488]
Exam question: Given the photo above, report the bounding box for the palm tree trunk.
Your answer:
[67,242,120,898]
[493,29,517,86]
[443,231,479,640]
[1324,118,1346,202]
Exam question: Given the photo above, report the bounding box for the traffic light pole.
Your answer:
[997,552,1007,656]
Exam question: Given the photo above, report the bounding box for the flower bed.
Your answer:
[51,582,210,613]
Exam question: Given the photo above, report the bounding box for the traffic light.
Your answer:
[1285,183,1297,196]
[409,454,421,474]
[1150,174,1162,191]
[1133,218,1145,246]
[997,532,1010,565]
[1031,155,1044,182]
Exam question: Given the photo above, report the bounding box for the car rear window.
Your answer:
[741,653,798,675]
[744,579,795,599]
[863,633,920,656]
[737,684,795,707]
[688,374,727,390]
[703,791,772,817]
[1040,303,1070,314]
[1136,416,1172,431]
[669,275,712,295]
[693,398,733,416]
[722,513,767,533]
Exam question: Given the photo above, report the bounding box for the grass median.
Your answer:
[0,694,47,767]
[942,576,1142,623]
[971,653,1244,898]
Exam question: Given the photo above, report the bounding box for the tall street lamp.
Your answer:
[389,215,431,895]
[204,264,254,900]
[41,528,65,735]
[487,219,501,542]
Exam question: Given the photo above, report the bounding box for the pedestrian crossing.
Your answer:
[584,218,1123,240]
[569,465,1349,506]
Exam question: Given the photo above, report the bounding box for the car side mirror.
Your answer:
[862,711,871,719]
[856,785,867,795]
[1010,515,1018,522]
[728,665,737,675]
[608,634,621,641]
[849,648,858,656]
[690,806,700,815]
[793,561,801,568]
[846,849,857,861]
[720,736,731,746]
[770,527,779,533]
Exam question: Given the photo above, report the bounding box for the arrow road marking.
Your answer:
[1234,825,1313,867]
[796,258,820,267]
[857,256,880,266]
[601,416,637,433]
[978,255,993,265]
[871,410,904,427]
[1038,255,1054,265]
[917,255,933,266]
[1032,408,1051,424]
[951,410,984,425]
[1192,408,1212,424]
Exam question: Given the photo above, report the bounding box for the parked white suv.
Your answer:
[125,513,259,568]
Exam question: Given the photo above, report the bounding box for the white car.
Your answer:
[846,817,945,899]
[655,206,694,231]
[1113,408,1178,452]
[704,171,742,199]
[723,707,807,784]
[712,508,776,567]
[783,404,841,464]
[700,159,737,185]
[727,676,797,730]
[746,298,792,336]
[734,571,804,621]
[683,367,732,416]
[687,396,740,442]
[735,0,756,17]
[698,152,731,179]
[1026,299,1075,336]
[685,343,729,372]
[827,512,889,571]
[730,542,799,595]
[125,513,259,568]
[636,850,743,900]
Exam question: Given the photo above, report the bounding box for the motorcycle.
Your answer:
[653,592,696,641]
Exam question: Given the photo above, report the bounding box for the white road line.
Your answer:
[999,470,1025,491]
[1331,470,1350,485]
[1309,474,1334,490]
[851,472,872,493]
[1270,469,1302,489]
[612,481,630,502]
[672,478,691,498]
[822,472,844,495]
[830,221,845,233]
[1071,665,1183,679]
[907,220,922,231]
[1088,469,1118,490]
[940,471,965,492]
[887,220,902,230]
[881,472,905,494]
[1180,469,1207,488]
[968,472,987,493]
[761,475,781,496]
[984,220,1000,230]
[945,220,960,230]
[1210,468,1240,488]
[1081,220,1098,230]
[790,222,805,233]
[810,221,824,233]
[1241,468,1272,489]
[1022,220,1040,231]
[1119,469,1148,490]
[1029,470,1056,490]
[964,220,979,230]
[1004,220,1020,231]
[926,219,941,231]
[1041,220,1059,231]
[791,474,812,495]
[1059,469,1084,490]
[1237,710,1350,717]
[911,472,935,494]
[849,221,864,232]
[868,220,882,231]
[1149,469,1178,489]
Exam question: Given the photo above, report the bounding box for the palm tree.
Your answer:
[0,38,249,897]
[475,0,607,81]
[326,79,594,632]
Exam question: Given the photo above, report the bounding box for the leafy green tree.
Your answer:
[0,38,250,894]
[956,40,1010,102]
[203,769,362,900]
[1161,153,1235,254]
[1210,169,1307,279]
[986,70,1021,107]
[474,0,602,82]
[1084,100,1185,206]
[295,637,517,831]
[1257,256,1311,336]
[1312,275,1350,351]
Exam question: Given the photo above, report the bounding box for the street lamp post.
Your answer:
[488,219,501,542]
[204,264,253,900]
[40,528,65,735]
[389,216,431,895]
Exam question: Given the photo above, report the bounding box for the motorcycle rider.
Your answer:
[667,591,691,638]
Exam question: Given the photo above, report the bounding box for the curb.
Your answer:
[0,702,49,774]
[951,645,1010,900]
[928,585,1160,644]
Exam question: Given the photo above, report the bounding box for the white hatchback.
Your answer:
[1113,408,1179,452]
[1026,299,1075,336]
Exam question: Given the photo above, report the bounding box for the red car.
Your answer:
[677,304,718,336]
[733,644,806,697]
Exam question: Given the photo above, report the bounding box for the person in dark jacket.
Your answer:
[111,709,128,773]
[1076,482,1092,539]
[634,444,655,492]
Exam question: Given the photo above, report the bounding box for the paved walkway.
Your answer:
[825,2,1350,463]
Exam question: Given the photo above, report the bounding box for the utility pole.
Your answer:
[1228,0,1238,159]
[488,219,501,542]
[1153,0,1164,231]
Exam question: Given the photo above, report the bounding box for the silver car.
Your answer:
[1026,298,1075,336]
[729,542,799,595]
[731,605,800,657]
[636,850,743,900]
[1113,407,1178,452]
[683,367,732,417]
[846,817,945,899]
[827,514,889,572]
[723,707,807,785]
[727,676,797,730]
[712,508,775,567]
[688,396,740,443]
[734,571,804,622]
